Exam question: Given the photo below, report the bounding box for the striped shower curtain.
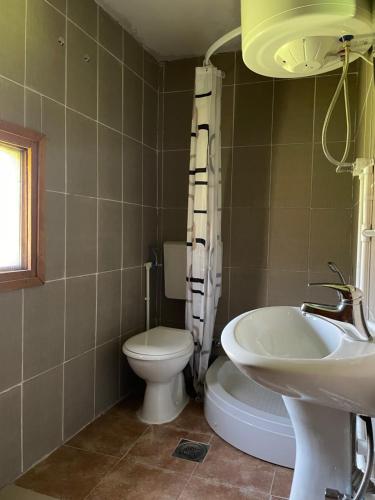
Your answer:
[186,65,223,393]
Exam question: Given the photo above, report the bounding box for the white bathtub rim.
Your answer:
[205,356,293,432]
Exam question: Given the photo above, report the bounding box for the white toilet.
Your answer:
[122,242,194,424]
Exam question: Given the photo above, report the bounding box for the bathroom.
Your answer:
[0,0,374,498]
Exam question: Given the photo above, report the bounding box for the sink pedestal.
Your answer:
[284,398,353,500]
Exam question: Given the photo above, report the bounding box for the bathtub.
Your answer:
[204,356,296,468]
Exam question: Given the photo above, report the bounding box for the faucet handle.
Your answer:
[308,283,361,302]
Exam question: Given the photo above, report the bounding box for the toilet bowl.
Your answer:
[123,326,194,424]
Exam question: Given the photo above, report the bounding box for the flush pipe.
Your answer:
[203,26,241,66]
[144,261,152,330]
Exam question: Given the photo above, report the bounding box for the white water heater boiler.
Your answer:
[241,0,373,77]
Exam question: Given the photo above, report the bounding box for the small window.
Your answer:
[0,120,45,292]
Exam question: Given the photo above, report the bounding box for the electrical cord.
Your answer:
[321,45,354,172]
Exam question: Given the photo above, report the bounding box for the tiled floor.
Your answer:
[11,397,292,499]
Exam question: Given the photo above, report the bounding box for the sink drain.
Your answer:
[172,439,210,463]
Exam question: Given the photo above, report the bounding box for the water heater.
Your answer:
[241,0,373,77]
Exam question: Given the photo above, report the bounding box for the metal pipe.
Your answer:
[144,261,152,330]
[204,26,241,66]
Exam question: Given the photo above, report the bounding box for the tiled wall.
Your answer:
[159,52,357,332]
[355,59,375,319]
[0,0,159,487]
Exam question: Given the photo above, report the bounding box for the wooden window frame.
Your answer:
[0,120,45,292]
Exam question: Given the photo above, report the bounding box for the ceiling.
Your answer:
[95,0,241,60]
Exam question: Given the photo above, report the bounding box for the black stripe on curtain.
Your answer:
[192,289,205,295]
[195,238,206,246]
[189,168,207,175]
[191,132,197,137]
[195,91,212,98]
[198,124,209,131]
[193,315,205,322]
[194,210,207,214]
[186,277,205,284]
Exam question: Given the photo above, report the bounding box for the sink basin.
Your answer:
[221,306,375,415]
[221,306,375,499]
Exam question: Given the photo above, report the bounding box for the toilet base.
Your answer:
[138,372,189,424]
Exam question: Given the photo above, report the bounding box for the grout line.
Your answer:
[93,4,100,417]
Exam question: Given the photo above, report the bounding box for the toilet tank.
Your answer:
[163,241,186,300]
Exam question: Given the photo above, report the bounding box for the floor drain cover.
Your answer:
[172,439,210,463]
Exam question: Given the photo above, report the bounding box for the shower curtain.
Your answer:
[186,65,223,393]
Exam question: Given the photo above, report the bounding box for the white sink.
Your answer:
[221,306,375,415]
[221,306,375,500]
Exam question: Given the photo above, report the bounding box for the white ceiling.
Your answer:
[95,0,241,60]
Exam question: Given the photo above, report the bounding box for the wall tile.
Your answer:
[269,208,309,271]
[99,8,122,60]
[231,207,269,268]
[99,48,122,131]
[163,91,192,149]
[273,78,314,144]
[143,84,158,148]
[221,148,232,207]
[0,0,25,83]
[26,0,65,102]
[123,136,142,204]
[66,195,97,277]
[0,77,24,126]
[67,21,97,119]
[143,147,157,207]
[43,98,66,192]
[143,207,158,262]
[64,351,95,440]
[164,57,198,92]
[23,366,63,470]
[311,143,353,209]
[162,209,187,241]
[229,268,268,319]
[122,268,143,335]
[67,109,97,196]
[232,146,270,207]
[67,0,97,39]
[45,191,65,281]
[163,150,189,208]
[0,387,21,489]
[23,281,65,379]
[309,209,352,273]
[144,51,159,90]
[25,90,41,131]
[49,0,66,13]
[268,270,308,306]
[65,275,96,360]
[234,82,273,146]
[123,67,143,141]
[95,340,119,415]
[0,291,22,392]
[97,271,121,344]
[123,30,143,76]
[270,143,312,208]
[123,204,142,267]
[98,125,122,201]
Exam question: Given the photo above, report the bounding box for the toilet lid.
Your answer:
[124,326,193,356]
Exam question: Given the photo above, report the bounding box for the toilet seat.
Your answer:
[123,326,194,361]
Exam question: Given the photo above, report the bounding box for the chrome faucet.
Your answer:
[301,263,372,342]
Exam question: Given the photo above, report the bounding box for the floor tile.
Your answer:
[67,410,148,457]
[194,435,275,494]
[271,466,294,498]
[0,485,56,499]
[127,425,210,474]
[16,446,116,499]
[86,456,187,499]
[167,400,213,436]
[179,476,269,500]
